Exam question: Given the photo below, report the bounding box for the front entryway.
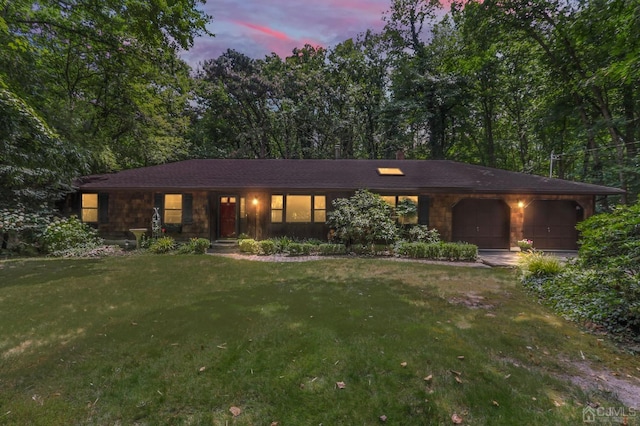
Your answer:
[219,196,237,238]
[452,199,510,249]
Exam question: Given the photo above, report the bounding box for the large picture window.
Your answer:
[271,195,326,223]
[164,194,183,224]
[81,193,98,223]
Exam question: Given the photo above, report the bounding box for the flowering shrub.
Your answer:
[517,239,534,250]
[327,189,398,247]
[406,225,441,243]
[41,216,102,255]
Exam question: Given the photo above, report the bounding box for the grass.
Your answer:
[0,255,637,425]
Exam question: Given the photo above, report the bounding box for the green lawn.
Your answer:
[0,255,636,425]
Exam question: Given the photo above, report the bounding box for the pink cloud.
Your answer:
[233,20,291,41]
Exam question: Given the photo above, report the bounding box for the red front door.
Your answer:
[219,197,237,238]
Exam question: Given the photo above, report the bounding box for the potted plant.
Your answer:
[517,239,534,251]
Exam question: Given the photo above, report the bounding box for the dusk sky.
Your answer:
[180,0,391,67]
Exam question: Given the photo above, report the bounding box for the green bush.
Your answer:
[318,243,347,255]
[395,242,477,261]
[517,251,563,277]
[327,189,399,247]
[286,242,314,256]
[271,236,294,253]
[149,236,177,254]
[41,216,102,255]
[239,238,260,254]
[405,225,441,243]
[177,238,210,254]
[259,239,277,255]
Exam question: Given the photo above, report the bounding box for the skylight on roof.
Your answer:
[377,167,405,176]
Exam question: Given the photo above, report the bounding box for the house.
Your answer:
[70,159,624,250]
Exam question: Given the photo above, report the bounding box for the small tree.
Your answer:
[327,189,398,248]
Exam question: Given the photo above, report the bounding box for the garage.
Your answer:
[523,200,583,250]
[452,199,510,249]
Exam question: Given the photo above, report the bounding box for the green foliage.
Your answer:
[576,202,640,270]
[317,243,347,255]
[285,242,314,256]
[405,225,441,243]
[327,190,399,247]
[521,204,640,339]
[148,236,177,254]
[177,238,210,254]
[259,239,277,255]
[517,251,563,277]
[41,216,102,255]
[394,242,478,261]
[238,238,260,254]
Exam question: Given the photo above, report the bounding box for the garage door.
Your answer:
[452,199,510,249]
[523,200,583,250]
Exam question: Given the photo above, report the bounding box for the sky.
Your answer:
[180,0,391,67]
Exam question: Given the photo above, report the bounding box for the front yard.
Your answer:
[0,255,638,425]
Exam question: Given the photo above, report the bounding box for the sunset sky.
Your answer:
[181,0,391,66]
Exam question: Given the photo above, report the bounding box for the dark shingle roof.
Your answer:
[75,159,624,195]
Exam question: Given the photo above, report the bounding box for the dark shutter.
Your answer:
[183,193,193,224]
[98,193,109,224]
[418,195,430,226]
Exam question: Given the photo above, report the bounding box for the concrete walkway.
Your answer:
[478,250,578,267]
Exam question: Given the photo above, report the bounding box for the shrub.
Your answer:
[271,236,294,253]
[239,238,260,254]
[286,242,314,256]
[327,189,399,247]
[259,239,277,255]
[318,243,347,255]
[149,236,176,254]
[395,242,477,261]
[41,216,102,255]
[517,250,563,277]
[406,225,441,243]
[177,238,210,254]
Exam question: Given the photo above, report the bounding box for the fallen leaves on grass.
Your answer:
[400,362,407,367]
[336,381,346,389]
[198,366,206,373]
[379,414,388,422]
[492,400,500,407]
[451,413,463,424]
[424,374,433,382]
[229,406,242,417]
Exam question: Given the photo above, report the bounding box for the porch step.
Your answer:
[209,239,240,254]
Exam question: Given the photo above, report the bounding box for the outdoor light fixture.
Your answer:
[252,197,258,206]
[517,200,525,208]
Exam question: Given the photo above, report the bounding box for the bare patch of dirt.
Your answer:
[561,361,640,410]
[448,291,495,309]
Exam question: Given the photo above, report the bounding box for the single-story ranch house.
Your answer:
[70,159,624,250]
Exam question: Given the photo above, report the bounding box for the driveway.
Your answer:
[478,250,578,267]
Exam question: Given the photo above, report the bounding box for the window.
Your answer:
[271,194,326,223]
[314,195,326,222]
[240,197,246,218]
[164,194,182,224]
[271,195,284,223]
[381,195,419,224]
[286,195,311,222]
[81,193,98,223]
